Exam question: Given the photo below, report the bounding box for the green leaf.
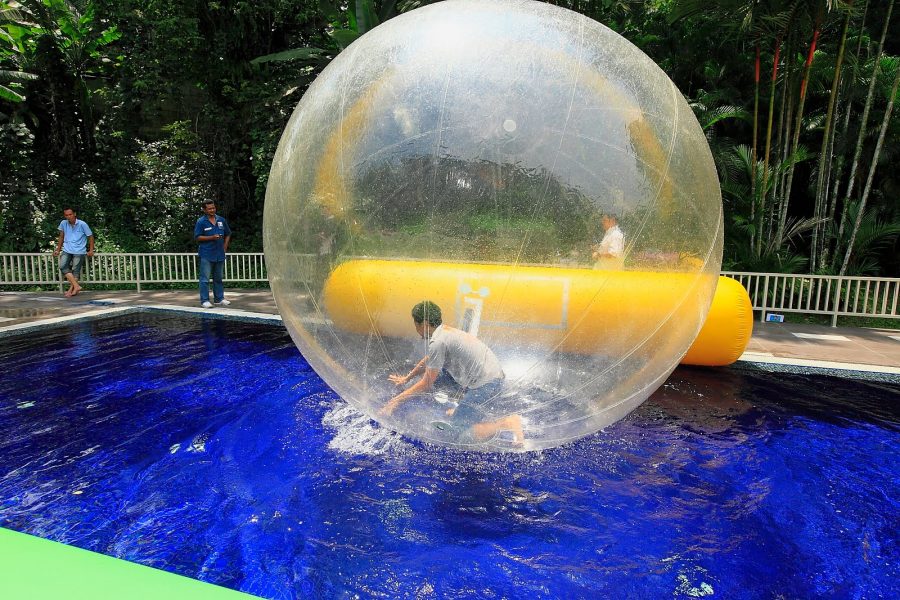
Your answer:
[3,24,33,51]
[379,0,399,22]
[317,0,341,23]
[329,29,359,50]
[79,3,96,30]
[0,83,25,102]
[701,105,750,130]
[347,5,358,32]
[56,13,79,42]
[355,0,378,34]
[251,47,327,64]
[0,69,38,81]
[96,26,121,46]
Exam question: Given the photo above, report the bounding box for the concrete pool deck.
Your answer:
[2,288,899,375]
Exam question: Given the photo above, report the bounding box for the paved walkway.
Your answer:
[2,289,899,374]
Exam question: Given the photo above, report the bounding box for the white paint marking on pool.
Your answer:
[0,306,137,335]
[792,333,850,341]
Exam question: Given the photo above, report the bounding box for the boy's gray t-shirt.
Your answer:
[425,325,504,389]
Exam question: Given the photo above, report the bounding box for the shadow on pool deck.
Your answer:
[2,288,899,373]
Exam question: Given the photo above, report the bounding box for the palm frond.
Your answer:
[0,83,25,102]
[701,105,751,130]
[0,69,38,82]
[777,215,826,249]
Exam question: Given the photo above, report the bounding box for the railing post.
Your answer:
[136,254,142,293]
[760,274,769,323]
[831,275,842,327]
[56,253,64,294]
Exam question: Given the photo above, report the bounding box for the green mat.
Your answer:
[0,527,257,599]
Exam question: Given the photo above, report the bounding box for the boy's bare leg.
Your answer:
[472,414,524,445]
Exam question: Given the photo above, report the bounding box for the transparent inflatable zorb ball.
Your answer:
[264,0,723,451]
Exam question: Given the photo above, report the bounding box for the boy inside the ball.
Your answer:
[380,300,524,446]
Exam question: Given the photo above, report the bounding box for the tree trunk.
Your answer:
[839,65,900,276]
[833,0,893,270]
[812,2,853,272]
[776,14,821,247]
[824,0,870,269]
[775,32,796,221]
[751,42,761,254]
[768,44,790,245]
[758,37,781,255]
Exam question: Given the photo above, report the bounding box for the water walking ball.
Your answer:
[264,0,723,451]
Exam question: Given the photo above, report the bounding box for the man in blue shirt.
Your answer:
[194,200,232,308]
[53,207,94,297]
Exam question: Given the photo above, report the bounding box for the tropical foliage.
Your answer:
[0,0,897,275]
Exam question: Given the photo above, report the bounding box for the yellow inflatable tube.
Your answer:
[323,259,752,366]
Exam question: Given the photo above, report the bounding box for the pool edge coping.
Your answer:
[3,304,899,377]
[0,304,282,338]
[736,352,900,376]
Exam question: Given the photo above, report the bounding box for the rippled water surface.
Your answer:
[1,314,898,599]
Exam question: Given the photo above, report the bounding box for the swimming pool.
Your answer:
[1,313,897,598]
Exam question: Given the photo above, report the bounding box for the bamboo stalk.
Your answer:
[834,0,893,269]
[776,11,822,246]
[758,36,782,256]
[751,42,761,253]
[828,0,871,269]
[839,60,900,275]
[812,2,853,272]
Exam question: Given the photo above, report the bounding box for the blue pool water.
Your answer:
[0,313,898,598]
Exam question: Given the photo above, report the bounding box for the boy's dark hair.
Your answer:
[411,300,442,327]
[202,199,216,208]
[62,206,75,213]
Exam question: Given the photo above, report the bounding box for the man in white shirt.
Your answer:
[592,214,624,270]
[381,301,524,446]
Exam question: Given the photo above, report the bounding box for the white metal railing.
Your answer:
[0,252,290,293]
[722,271,899,326]
[1,254,896,326]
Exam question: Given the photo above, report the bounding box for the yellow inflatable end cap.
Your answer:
[682,276,753,366]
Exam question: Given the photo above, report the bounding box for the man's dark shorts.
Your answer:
[444,379,505,442]
[59,252,86,277]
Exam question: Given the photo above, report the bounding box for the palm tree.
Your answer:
[820,0,870,270]
[719,142,819,271]
[838,56,900,275]
[670,0,828,261]
[836,201,900,274]
[832,0,895,272]
[669,0,765,251]
[811,1,854,272]
[774,0,828,250]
